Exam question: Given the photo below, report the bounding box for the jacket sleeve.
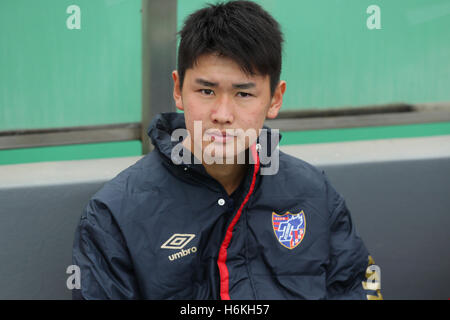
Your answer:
[324,177,383,300]
[72,198,141,300]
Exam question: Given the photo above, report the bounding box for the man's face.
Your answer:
[172,53,286,164]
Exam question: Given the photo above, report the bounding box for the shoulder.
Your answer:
[261,151,343,213]
[97,151,165,196]
[278,150,323,176]
[276,150,327,190]
[83,151,172,220]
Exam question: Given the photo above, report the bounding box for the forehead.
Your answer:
[186,53,269,85]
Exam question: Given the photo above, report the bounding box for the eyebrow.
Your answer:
[195,78,256,89]
[195,78,218,87]
[232,82,256,89]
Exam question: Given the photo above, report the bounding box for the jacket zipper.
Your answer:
[217,143,260,300]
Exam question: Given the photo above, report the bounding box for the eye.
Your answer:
[199,89,214,96]
[237,92,253,98]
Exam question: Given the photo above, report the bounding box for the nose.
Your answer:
[211,94,234,125]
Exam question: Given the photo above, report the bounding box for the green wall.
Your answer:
[0,0,142,130]
[0,0,142,165]
[0,141,142,166]
[179,0,450,110]
[281,122,450,145]
[1,0,449,165]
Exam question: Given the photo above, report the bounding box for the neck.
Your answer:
[182,137,249,195]
[204,162,249,196]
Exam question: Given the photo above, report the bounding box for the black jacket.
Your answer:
[72,112,381,300]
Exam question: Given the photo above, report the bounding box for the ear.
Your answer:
[266,80,286,119]
[172,70,184,111]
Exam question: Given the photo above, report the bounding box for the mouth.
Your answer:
[206,130,236,143]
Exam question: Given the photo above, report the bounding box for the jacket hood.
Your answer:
[148,112,187,161]
[147,112,282,166]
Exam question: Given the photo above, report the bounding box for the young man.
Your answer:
[72,0,382,300]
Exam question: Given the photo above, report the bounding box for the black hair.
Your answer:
[177,0,284,96]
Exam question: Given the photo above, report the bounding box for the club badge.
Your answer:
[272,210,306,249]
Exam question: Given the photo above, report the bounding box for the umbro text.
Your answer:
[168,246,197,261]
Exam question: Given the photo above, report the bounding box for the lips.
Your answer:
[206,130,235,143]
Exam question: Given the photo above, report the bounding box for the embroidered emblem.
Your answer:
[161,234,197,261]
[272,210,306,249]
[161,234,195,250]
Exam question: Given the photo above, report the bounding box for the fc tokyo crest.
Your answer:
[272,210,306,250]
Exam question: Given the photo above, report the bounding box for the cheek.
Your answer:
[182,99,211,140]
[183,97,206,123]
[244,102,269,127]
[185,94,210,113]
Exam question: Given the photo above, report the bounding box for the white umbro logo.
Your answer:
[161,233,196,250]
[161,234,197,261]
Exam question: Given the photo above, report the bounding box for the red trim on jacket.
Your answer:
[217,143,260,300]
